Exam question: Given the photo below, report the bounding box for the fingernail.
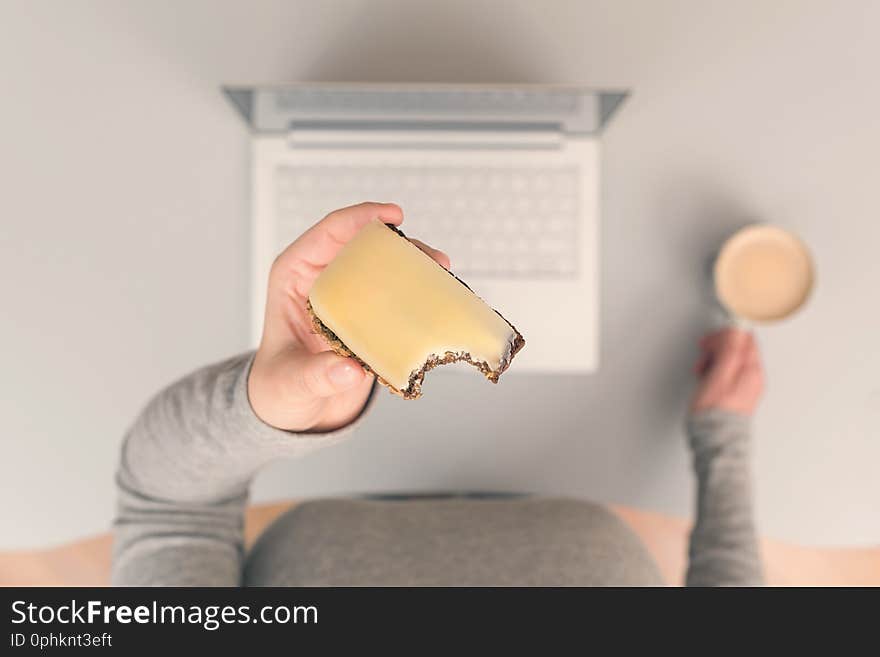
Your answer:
[328,361,360,387]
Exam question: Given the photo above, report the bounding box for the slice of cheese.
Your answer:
[308,219,524,399]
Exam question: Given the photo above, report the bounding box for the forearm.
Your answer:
[685,410,764,586]
[113,352,373,586]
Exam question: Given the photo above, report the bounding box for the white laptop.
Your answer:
[224,84,627,372]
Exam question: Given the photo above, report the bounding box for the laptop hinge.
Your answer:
[286,120,563,150]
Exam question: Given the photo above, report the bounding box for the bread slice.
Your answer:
[307,221,525,399]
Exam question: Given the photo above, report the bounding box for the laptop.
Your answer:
[224,84,627,372]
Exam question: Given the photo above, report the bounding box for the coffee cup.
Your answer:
[713,224,815,324]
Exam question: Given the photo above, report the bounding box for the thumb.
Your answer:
[290,350,367,399]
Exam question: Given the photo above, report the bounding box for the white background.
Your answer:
[1,0,878,548]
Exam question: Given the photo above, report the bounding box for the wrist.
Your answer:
[687,408,752,452]
[247,351,292,431]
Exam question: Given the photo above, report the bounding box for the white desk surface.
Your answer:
[1,0,878,548]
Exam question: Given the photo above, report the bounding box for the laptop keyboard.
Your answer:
[275,164,581,277]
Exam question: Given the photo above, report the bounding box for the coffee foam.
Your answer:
[714,225,814,322]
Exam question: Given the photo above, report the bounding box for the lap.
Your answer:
[243,496,665,586]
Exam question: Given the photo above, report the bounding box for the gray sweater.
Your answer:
[112,352,763,586]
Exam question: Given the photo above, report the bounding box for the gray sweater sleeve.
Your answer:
[112,352,375,586]
[685,410,764,586]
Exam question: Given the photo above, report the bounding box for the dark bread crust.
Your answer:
[307,224,525,400]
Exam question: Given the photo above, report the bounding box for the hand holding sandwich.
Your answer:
[248,202,450,433]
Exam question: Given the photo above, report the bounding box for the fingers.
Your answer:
[694,330,727,375]
[696,328,749,376]
[410,238,451,270]
[736,333,764,389]
[277,202,404,272]
[319,201,403,235]
[693,352,711,376]
[699,328,737,352]
[697,329,751,397]
[289,351,368,399]
[692,328,765,415]
[745,335,762,369]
